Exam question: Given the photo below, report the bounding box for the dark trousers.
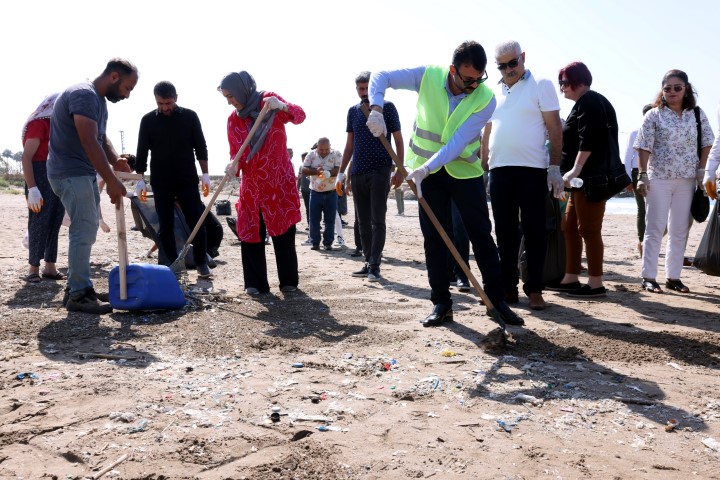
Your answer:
[489,166,548,295]
[301,189,310,223]
[353,208,362,252]
[153,183,208,267]
[420,168,503,307]
[351,166,391,268]
[26,162,65,267]
[631,168,646,242]
[446,199,470,281]
[309,190,337,247]
[241,210,298,292]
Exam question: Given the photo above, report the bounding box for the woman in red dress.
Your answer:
[218,71,306,295]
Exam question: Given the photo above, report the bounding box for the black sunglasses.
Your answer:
[455,70,488,87]
[497,57,521,71]
[559,80,570,87]
[662,84,685,93]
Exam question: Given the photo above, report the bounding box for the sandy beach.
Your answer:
[1,185,719,479]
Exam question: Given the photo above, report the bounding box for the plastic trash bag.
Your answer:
[692,201,720,276]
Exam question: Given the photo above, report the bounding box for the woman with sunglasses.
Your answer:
[547,61,617,298]
[634,69,714,294]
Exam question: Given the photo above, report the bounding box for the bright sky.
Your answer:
[2,0,719,175]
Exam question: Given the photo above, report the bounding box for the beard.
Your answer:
[106,80,124,103]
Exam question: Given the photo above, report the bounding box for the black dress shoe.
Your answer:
[350,248,363,257]
[494,302,524,326]
[421,304,453,327]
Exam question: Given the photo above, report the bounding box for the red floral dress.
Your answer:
[227,92,305,242]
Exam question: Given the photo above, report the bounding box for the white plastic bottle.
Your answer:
[569,178,584,188]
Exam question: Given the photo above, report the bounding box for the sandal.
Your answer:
[42,271,64,280]
[641,278,663,293]
[26,273,41,284]
[665,279,689,293]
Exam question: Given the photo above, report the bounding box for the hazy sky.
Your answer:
[2,0,718,175]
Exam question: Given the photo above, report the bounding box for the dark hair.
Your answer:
[355,71,371,84]
[652,69,697,110]
[102,58,138,77]
[311,142,318,150]
[153,81,177,98]
[301,152,308,160]
[642,104,653,115]
[452,41,487,73]
[119,153,136,171]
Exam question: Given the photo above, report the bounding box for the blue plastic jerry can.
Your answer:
[109,264,186,310]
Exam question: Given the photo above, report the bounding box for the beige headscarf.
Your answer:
[22,93,59,141]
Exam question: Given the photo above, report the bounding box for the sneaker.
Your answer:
[335,237,346,248]
[245,287,260,295]
[66,293,113,314]
[565,284,607,298]
[350,248,363,257]
[352,264,370,277]
[197,263,212,279]
[323,244,334,251]
[64,287,109,306]
[280,285,297,293]
[301,238,313,246]
[367,268,381,282]
[456,277,470,292]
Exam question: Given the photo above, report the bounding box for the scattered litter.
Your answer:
[16,372,39,380]
[128,419,148,434]
[612,396,656,406]
[439,349,456,357]
[514,393,543,406]
[109,412,137,423]
[317,425,344,432]
[343,353,353,359]
[292,363,304,368]
[665,419,678,432]
[702,437,720,452]
[560,406,574,413]
[427,412,439,418]
[666,362,684,371]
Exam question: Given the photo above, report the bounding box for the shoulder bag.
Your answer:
[690,107,710,222]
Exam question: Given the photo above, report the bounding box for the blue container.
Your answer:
[109,264,186,310]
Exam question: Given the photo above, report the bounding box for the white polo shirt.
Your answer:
[487,70,560,169]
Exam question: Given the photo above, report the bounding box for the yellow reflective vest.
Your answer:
[406,65,493,179]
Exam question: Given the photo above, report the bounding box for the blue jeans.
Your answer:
[49,175,100,295]
[309,190,337,247]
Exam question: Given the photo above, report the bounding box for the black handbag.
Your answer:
[583,98,631,202]
[690,107,710,223]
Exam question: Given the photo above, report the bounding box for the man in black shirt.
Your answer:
[135,81,212,277]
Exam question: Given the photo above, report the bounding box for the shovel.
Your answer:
[170,102,272,274]
[360,104,507,330]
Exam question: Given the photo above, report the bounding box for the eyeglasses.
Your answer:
[497,56,521,71]
[662,84,685,93]
[559,80,570,87]
[455,70,488,87]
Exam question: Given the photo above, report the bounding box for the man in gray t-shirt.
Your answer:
[47,58,139,314]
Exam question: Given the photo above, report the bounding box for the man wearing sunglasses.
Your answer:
[367,40,524,328]
[481,40,563,312]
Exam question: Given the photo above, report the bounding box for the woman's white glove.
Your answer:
[27,186,43,213]
[135,179,147,201]
[202,173,211,197]
[547,165,565,199]
[263,96,287,111]
[406,165,430,198]
[366,110,387,137]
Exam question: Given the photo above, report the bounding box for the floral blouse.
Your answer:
[634,106,714,180]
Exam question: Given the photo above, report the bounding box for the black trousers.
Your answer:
[489,166,548,295]
[26,162,65,266]
[153,183,208,267]
[241,210,298,292]
[351,166,391,268]
[420,168,503,307]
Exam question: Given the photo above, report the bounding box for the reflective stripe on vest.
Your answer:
[406,65,493,179]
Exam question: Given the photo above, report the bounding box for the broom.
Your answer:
[360,104,508,332]
[170,103,271,274]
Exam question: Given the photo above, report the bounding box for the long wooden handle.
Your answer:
[183,103,272,248]
[115,195,128,300]
[361,105,495,310]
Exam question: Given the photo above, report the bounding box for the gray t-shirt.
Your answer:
[47,81,108,179]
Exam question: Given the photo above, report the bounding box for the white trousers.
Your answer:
[335,212,344,240]
[641,177,694,280]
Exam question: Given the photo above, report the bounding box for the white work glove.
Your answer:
[263,96,287,111]
[135,179,147,201]
[547,165,565,199]
[335,172,346,187]
[202,173,211,197]
[27,186,43,213]
[225,162,237,176]
[636,172,650,197]
[406,165,430,198]
[703,169,717,199]
[366,110,387,137]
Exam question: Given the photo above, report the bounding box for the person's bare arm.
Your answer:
[542,110,563,166]
[390,129,405,188]
[75,115,126,207]
[339,132,354,174]
[21,138,41,188]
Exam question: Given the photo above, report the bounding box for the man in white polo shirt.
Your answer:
[302,137,342,251]
[481,40,564,311]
